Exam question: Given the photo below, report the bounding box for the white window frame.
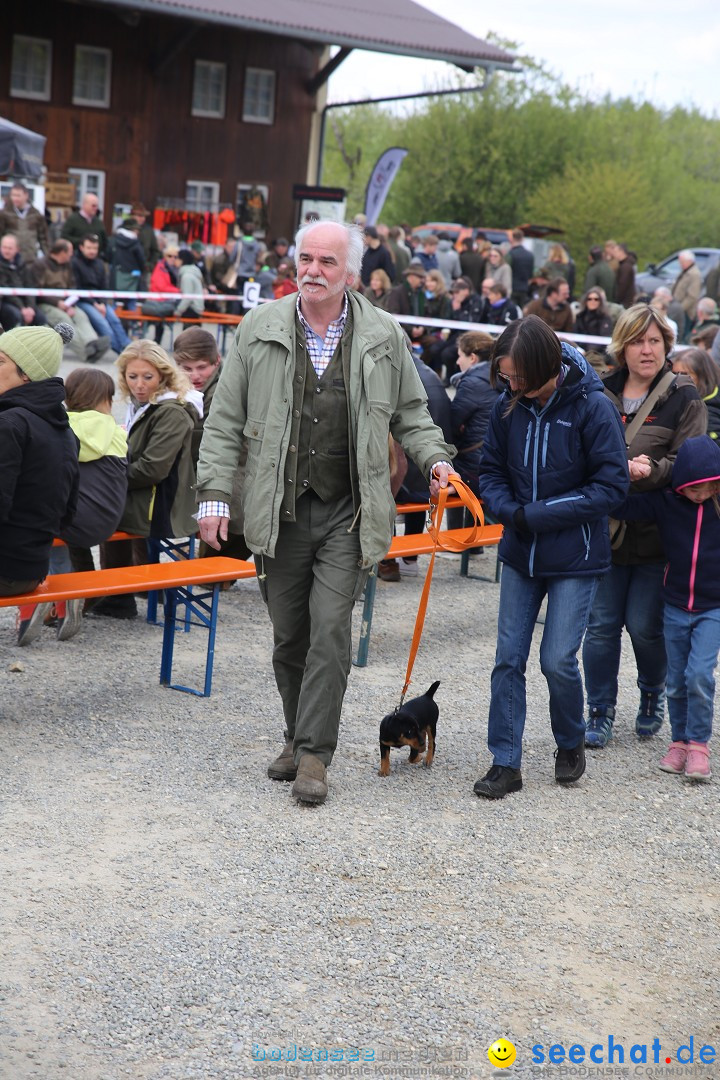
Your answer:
[191,60,226,119]
[10,35,52,101]
[72,45,112,108]
[68,168,106,211]
[242,68,275,125]
[185,181,220,212]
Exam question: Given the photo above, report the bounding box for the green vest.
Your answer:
[280,313,359,522]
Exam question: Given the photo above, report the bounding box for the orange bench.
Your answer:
[0,556,256,697]
[116,308,241,348]
[354,523,504,667]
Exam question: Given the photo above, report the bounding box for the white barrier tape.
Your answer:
[5,287,682,351]
[0,287,246,302]
[392,313,613,348]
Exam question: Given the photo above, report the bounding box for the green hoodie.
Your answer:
[67,410,128,463]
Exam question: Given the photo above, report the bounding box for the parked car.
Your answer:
[635,248,720,297]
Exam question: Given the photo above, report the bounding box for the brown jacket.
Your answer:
[672,263,703,319]
[0,202,49,263]
[30,255,76,308]
[602,364,706,563]
[614,256,636,308]
[523,297,574,332]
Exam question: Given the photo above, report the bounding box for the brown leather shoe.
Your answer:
[292,755,328,804]
[267,741,297,781]
[378,559,400,582]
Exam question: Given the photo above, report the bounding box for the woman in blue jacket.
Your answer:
[474,316,629,799]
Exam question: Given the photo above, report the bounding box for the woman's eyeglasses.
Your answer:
[586,296,600,303]
[496,371,525,389]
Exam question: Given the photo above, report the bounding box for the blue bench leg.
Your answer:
[353,565,377,668]
[159,587,177,685]
[160,583,221,696]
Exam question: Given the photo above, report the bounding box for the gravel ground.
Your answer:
[1,349,718,1079]
[2,540,718,1080]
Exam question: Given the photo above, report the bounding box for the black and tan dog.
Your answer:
[378,681,440,776]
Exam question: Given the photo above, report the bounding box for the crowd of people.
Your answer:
[1,208,718,802]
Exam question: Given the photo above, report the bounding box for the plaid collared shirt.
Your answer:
[296,292,349,377]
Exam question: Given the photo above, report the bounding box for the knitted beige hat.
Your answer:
[0,323,74,381]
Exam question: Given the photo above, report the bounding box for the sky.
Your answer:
[327,0,720,118]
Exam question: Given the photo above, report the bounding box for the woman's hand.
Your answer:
[628,454,652,481]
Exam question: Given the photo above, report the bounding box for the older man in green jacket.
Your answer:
[197,220,455,804]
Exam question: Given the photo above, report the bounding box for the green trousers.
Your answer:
[259,493,368,766]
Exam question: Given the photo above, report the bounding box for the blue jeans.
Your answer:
[582,562,666,709]
[78,301,130,353]
[663,603,720,744]
[488,564,600,769]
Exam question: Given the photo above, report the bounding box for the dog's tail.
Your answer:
[425,680,440,699]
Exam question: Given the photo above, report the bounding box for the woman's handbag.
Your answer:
[221,266,238,290]
[141,299,177,318]
[609,369,676,549]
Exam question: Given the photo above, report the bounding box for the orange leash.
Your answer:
[398,473,486,706]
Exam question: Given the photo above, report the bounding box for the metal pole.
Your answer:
[316,77,490,185]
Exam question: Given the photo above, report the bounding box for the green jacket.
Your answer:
[61,211,109,259]
[121,397,197,538]
[196,290,455,566]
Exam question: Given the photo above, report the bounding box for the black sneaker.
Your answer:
[473,764,523,799]
[554,741,586,784]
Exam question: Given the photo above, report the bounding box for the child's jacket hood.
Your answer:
[672,434,720,491]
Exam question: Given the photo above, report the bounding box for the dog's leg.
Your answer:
[424,727,435,767]
[379,743,391,777]
[408,747,422,764]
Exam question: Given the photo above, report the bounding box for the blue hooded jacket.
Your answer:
[478,342,629,578]
[613,434,720,612]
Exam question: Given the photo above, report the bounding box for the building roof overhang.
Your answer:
[98,0,517,77]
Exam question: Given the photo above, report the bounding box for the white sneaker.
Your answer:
[398,558,419,577]
[57,598,84,641]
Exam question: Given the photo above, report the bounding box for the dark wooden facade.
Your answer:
[0,0,323,238]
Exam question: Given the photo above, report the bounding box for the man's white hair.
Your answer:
[698,296,717,315]
[294,219,364,281]
[679,249,695,263]
[653,286,672,301]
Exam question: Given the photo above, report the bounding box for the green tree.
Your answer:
[524,160,668,263]
[319,41,720,263]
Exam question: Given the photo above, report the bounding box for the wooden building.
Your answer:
[0,0,514,240]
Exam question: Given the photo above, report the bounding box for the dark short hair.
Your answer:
[458,331,494,360]
[511,228,524,242]
[546,277,568,296]
[489,282,507,299]
[451,276,474,292]
[691,324,720,349]
[364,226,378,239]
[491,315,562,401]
[50,239,72,256]
[64,367,115,411]
[174,327,219,364]
[10,181,29,194]
[80,233,100,245]
[589,245,603,262]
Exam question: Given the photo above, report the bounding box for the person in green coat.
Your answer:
[60,193,109,260]
[93,341,200,619]
[196,219,455,805]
